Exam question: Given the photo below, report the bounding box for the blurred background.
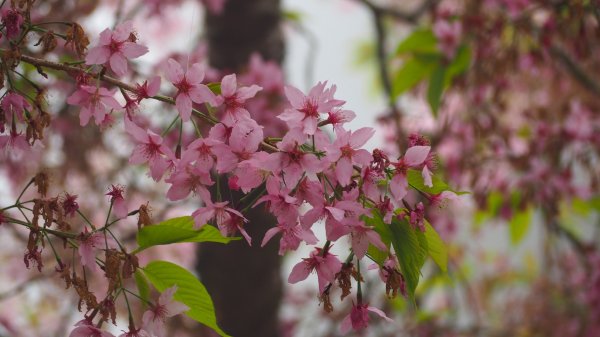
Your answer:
[1,0,599,336]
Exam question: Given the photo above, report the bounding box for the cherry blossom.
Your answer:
[1,92,29,124]
[67,85,121,126]
[165,59,217,121]
[142,286,189,337]
[326,127,374,186]
[278,82,344,135]
[69,320,115,337]
[106,185,128,218]
[288,248,343,293]
[77,229,104,271]
[1,8,24,40]
[216,73,262,125]
[261,222,318,255]
[125,117,176,181]
[340,303,393,333]
[85,21,148,76]
[192,189,245,229]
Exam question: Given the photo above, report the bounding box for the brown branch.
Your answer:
[0,49,218,125]
[357,0,439,147]
[549,45,600,96]
[358,0,439,23]
[0,49,281,152]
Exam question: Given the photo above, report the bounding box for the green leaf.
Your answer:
[392,57,438,98]
[135,216,238,253]
[509,208,533,245]
[395,29,439,55]
[364,212,392,265]
[407,169,451,194]
[445,45,471,86]
[134,270,150,308]
[389,217,428,302]
[423,221,447,272]
[142,261,229,337]
[427,65,446,116]
[487,191,504,216]
[207,82,221,95]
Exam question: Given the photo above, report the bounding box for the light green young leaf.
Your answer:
[509,208,533,245]
[427,65,446,116]
[389,217,428,303]
[424,221,448,272]
[142,260,229,337]
[135,216,238,253]
[134,269,150,308]
[392,57,438,98]
[395,29,439,55]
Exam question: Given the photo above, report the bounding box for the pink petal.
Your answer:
[340,314,353,334]
[288,261,311,284]
[335,157,353,186]
[422,166,433,187]
[122,42,148,58]
[186,63,205,84]
[284,85,306,109]
[113,21,134,41]
[220,74,237,97]
[367,306,393,322]
[236,85,262,100]
[175,94,192,121]
[85,46,110,65]
[189,84,217,106]
[349,127,375,148]
[109,53,128,76]
[404,145,431,166]
[261,227,281,247]
[124,117,149,142]
[166,59,184,83]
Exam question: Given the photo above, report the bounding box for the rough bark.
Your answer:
[196,1,284,337]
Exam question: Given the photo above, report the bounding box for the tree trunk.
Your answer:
[196,1,284,337]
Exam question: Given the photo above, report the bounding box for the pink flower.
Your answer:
[288,248,342,293]
[261,222,318,255]
[390,145,431,201]
[125,117,176,181]
[134,76,161,102]
[1,9,24,40]
[340,303,393,333]
[69,320,115,337]
[202,0,227,13]
[67,85,121,126]
[62,193,79,217]
[165,59,217,121]
[165,164,213,201]
[118,328,152,337]
[325,108,356,130]
[267,128,321,188]
[348,222,387,259]
[216,73,262,125]
[0,128,29,154]
[106,185,128,219]
[409,202,425,232]
[192,189,245,229]
[179,137,220,172]
[77,229,104,271]
[278,82,344,135]
[255,177,300,226]
[213,118,264,173]
[142,286,189,337]
[1,92,29,124]
[326,127,374,186]
[218,213,252,245]
[433,19,462,58]
[85,21,148,76]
